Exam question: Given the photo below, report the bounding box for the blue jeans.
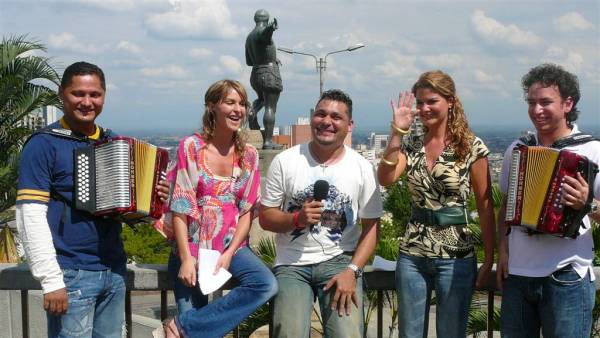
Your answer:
[500,265,595,338]
[272,253,364,338]
[395,253,476,338]
[169,246,278,338]
[47,266,126,338]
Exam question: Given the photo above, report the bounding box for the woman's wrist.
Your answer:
[390,121,410,135]
[180,253,194,263]
[222,248,235,256]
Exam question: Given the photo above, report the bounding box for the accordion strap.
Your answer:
[519,132,599,149]
[23,126,112,147]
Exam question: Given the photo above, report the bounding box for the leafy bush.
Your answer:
[121,223,171,264]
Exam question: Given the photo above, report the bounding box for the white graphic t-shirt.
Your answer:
[262,143,383,266]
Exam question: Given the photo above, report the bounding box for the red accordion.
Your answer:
[74,136,169,221]
[505,145,598,237]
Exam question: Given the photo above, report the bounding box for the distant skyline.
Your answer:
[2,0,599,132]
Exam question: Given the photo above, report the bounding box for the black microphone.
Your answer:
[313,180,329,201]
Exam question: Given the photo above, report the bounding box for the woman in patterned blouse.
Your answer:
[154,80,277,338]
[377,70,495,338]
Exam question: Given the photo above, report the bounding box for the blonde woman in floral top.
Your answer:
[378,70,495,338]
[154,80,277,338]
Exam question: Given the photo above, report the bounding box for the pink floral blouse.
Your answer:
[154,134,260,258]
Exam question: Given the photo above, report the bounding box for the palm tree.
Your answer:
[0,223,19,263]
[0,35,60,219]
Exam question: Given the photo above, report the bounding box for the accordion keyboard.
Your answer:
[505,150,520,221]
[95,140,131,211]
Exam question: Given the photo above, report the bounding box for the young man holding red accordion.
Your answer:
[16,62,168,338]
[497,63,600,338]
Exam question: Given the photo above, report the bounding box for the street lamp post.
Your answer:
[278,43,365,96]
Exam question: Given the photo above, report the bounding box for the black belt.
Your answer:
[410,206,468,226]
[253,62,278,68]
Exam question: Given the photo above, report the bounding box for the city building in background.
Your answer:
[369,133,389,155]
[18,105,60,131]
[43,105,59,126]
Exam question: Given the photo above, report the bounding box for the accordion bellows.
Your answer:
[74,136,169,221]
[505,145,598,237]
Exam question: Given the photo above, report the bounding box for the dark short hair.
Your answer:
[317,89,353,119]
[61,61,106,90]
[522,63,580,124]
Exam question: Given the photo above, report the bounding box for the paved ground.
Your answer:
[1,290,501,338]
[128,291,501,338]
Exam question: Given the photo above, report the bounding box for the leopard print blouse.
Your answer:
[398,134,489,259]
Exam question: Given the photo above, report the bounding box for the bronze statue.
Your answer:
[245,9,283,149]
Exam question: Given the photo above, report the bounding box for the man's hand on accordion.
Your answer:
[561,172,589,211]
[156,171,170,203]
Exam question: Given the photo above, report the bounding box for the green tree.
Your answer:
[381,175,411,240]
[0,35,60,219]
[0,224,19,263]
[121,223,171,264]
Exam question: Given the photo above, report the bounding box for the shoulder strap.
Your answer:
[518,132,537,146]
[23,126,111,148]
[518,132,599,149]
[552,133,599,149]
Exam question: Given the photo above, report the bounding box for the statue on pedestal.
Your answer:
[245,9,283,150]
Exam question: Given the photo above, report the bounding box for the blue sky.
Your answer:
[2,0,599,133]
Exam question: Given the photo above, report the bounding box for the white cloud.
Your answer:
[554,12,594,32]
[116,41,141,54]
[140,64,187,78]
[473,69,503,84]
[219,55,243,74]
[56,0,137,11]
[48,32,104,53]
[376,53,419,78]
[541,50,584,73]
[471,10,541,47]
[189,47,213,58]
[422,54,463,69]
[107,82,119,91]
[547,45,565,57]
[58,0,167,11]
[564,52,584,72]
[145,0,241,39]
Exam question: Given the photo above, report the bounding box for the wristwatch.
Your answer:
[347,263,363,279]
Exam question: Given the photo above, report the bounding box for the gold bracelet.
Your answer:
[380,156,398,166]
[390,121,409,135]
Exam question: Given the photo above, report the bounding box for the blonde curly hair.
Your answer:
[201,79,249,161]
[411,70,474,163]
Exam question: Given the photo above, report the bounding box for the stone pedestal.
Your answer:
[257,149,282,178]
[246,129,264,150]
[248,147,284,248]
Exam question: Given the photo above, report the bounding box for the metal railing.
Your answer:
[1,263,598,338]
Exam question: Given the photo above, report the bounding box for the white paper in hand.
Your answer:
[198,248,232,295]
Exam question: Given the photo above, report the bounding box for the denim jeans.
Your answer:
[272,253,364,338]
[500,265,595,338]
[395,253,476,338]
[47,266,126,338]
[169,246,278,338]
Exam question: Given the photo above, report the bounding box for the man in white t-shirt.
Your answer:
[260,89,383,338]
[497,63,600,338]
